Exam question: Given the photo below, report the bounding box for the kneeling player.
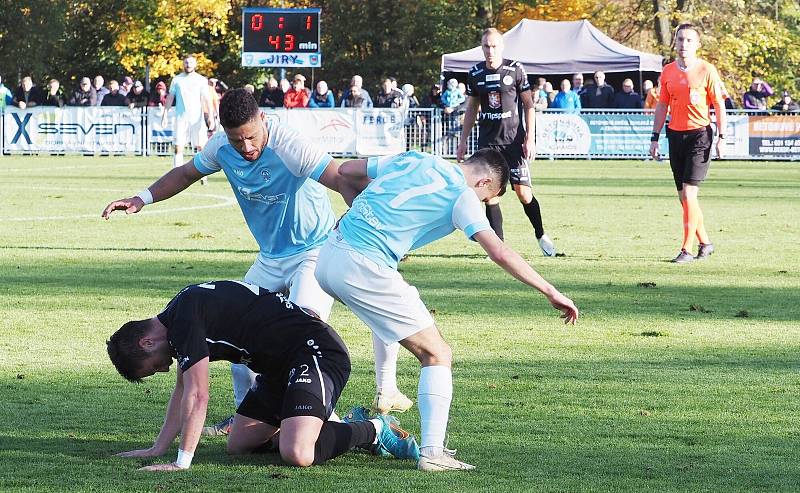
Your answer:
[107,280,418,471]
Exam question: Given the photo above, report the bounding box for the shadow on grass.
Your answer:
[2,254,798,322]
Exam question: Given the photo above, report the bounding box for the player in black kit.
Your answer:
[457,28,556,257]
[107,280,418,471]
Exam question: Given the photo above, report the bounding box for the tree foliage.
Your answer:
[0,0,797,101]
[114,0,231,79]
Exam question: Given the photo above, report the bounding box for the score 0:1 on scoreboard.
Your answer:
[241,7,321,68]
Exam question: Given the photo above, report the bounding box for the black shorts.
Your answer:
[667,125,713,190]
[485,142,531,187]
[236,348,350,427]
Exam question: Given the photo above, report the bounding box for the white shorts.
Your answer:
[315,233,434,344]
[244,247,334,321]
[174,115,208,148]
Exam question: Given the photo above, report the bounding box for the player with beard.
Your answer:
[457,28,556,257]
[101,89,410,435]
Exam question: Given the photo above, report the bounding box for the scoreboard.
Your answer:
[242,8,321,68]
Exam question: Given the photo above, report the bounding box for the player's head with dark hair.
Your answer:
[673,23,702,57]
[220,88,270,161]
[219,88,260,129]
[674,23,701,40]
[107,318,173,383]
[182,55,197,73]
[107,319,151,383]
[465,148,509,197]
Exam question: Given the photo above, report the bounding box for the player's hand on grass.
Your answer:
[138,463,187,472]
[101,197,145,219]
[116,446,164,458]
[547,292,579,324]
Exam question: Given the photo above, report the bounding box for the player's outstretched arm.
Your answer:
[474,230,579,324]
[101,162,205,219]
[138,358,210,472]
[116,366,186,460]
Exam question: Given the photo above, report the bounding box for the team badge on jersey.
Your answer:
[690,89,701,105]
[260,169,271,182]
[503,75,514,86]
[488,91,502,109]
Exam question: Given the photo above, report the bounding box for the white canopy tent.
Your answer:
[441,19,663,75]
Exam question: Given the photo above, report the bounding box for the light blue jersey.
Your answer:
[194,120,335,259]
[338,151,490,269]
[169,72,207,122]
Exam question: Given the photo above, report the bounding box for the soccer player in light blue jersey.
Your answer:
[101,89,408,433]
[315,149,579,471]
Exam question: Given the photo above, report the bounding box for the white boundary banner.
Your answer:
[258,107,396,156]
[4,106,142,154]
[148,107,175,144]
[285,108,356,154]
[355,108,406,155]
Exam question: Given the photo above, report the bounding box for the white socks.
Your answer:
[369,418,383,444]
[173,152,183,168]
[418,365,452,456]
[231,363,257,408]
[373,334,400,395]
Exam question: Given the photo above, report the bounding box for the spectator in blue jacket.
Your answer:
[551,79,581,111]
[613,79,643,109]
[441,78,465,109]
[309,80,335,107]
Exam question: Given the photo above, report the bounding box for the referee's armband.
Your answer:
[650,132,660,142]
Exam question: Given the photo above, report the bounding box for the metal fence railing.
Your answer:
[3,107,799,160]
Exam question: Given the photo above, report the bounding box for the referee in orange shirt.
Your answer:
[650,23,726,263]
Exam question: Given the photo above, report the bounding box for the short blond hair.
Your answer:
[482,27,502,39]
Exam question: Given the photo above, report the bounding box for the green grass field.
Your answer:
[1,155,798,492]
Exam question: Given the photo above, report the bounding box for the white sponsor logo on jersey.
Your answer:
[481,110,512,120]
[486,74,501,81]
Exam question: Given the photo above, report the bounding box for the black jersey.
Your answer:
[466,59,531,147]
[157,280,349,376]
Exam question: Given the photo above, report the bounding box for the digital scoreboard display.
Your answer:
[242,8,321,68]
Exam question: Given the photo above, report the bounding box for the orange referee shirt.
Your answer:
[658,59,724,131]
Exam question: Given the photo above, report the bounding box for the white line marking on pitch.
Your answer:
[1,162,160,172]
[1,189,237,222]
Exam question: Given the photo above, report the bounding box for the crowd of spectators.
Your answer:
[0,72,227,111]
[0,71,797,115]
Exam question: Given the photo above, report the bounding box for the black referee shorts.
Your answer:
[666,125,713,191]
